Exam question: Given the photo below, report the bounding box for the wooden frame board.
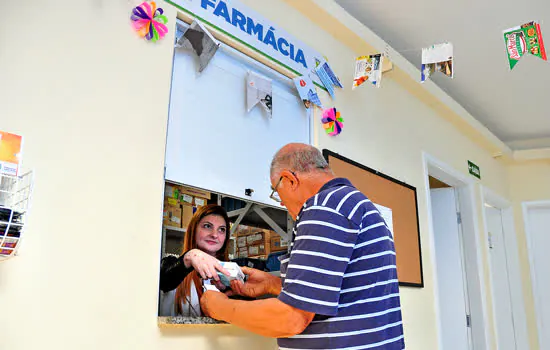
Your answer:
[323,150,424,287]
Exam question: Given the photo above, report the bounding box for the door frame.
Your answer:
[481,187,529,350]
[522,200,550,350]
[423,152,490,350]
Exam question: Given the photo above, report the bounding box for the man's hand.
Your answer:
[200,290,228,319]
[229,266,281,298]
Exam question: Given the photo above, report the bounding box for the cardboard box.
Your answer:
[248,244,266,256]
[217,262,245,287]
[248,255,267,259]
[237,236,247,248]
[164,184,179,199]
[238,247,248,258]
[246,231,265,245]
[264,229,272,242]
[164,197,179,207]
[180,193,194,205]
[179,186,211,200]
[165,183,211,206]
[181,204,195,231]
[271,235,289,252]
[235,225,251,236]
[193,196,208,207]
[163,204,182,228]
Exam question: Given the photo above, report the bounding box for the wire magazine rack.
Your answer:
[0,170,33,261]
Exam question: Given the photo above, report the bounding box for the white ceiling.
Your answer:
[335,0,550,151]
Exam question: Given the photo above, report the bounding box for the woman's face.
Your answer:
[195,214,227,256]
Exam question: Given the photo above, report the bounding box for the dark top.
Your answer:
[159,252,194,293]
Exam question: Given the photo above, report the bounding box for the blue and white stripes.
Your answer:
[277,178,405,350]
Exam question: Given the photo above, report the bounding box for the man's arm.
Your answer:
[201,291,315,338]
[229,266,282,297]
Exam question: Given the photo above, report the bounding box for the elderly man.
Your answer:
[201,143,405,349]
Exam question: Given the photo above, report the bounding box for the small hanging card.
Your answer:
[177,19,221,72]
[293,75,323,109]
[503,21,547,70]
[421,42,453,83]
[246,71,273,117]
[353,54,383,89]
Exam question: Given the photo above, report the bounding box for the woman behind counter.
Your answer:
[159,204,231,317]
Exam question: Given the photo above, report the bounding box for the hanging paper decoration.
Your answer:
[315,59,343,99]
[293,75,323,109]
[246,71,272,117]
[421,43,453,83]
[130,1,168,43]
[503,21,547,70]
[321,108,343,136]
[177,20,221,73]
[353,54,383,89]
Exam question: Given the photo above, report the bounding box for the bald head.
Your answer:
[270,143,332,179]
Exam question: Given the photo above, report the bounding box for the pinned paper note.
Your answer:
[374,203,394,237]
[246,71,273,117]
[0,131,22,177]
[353,54,383,89]
[321,108,343,136]
[293,75,323,109]
[130,1,168,43]
[177,19,220,73]
[504,21,547,70]
[315,59,343,99]
[421,43,453,83]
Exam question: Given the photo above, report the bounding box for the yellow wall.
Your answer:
[241,1,509,348]
[0,0,545,349]
[508,160,550,350]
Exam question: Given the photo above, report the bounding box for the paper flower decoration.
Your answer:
[131,1,168,42]
[321,108,343,136]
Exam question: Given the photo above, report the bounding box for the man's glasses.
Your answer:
[269,171,298,203]
[269,176,283,203]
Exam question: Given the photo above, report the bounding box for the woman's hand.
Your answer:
[183,249,230,281]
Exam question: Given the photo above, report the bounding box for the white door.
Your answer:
[431,188,471,350]
[486,205,517,350]
[525,205,550,350]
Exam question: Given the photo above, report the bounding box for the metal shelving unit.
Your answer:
[0,170,34,261]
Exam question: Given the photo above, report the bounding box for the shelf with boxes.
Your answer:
[164,225,186,233]
[160,181,293,269]
[232,224,289,260]
[163,182,212,231]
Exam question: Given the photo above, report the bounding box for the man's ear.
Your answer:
[280,170,299,190]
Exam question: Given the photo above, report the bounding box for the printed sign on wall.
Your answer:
[169,0,327,86]
[0,131,23,176]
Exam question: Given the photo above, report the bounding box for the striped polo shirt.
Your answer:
[278,178,405,350]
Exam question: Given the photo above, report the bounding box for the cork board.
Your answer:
[324,150,424,287]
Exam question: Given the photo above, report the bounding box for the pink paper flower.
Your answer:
[131,1,168,42]
[321,108,344,136]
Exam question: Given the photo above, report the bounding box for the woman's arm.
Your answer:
[159,250,231,292]
[159,253,193,292]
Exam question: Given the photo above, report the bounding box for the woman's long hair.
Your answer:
[174,204,230,315]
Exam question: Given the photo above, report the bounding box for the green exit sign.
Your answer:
[468,161,481,179]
